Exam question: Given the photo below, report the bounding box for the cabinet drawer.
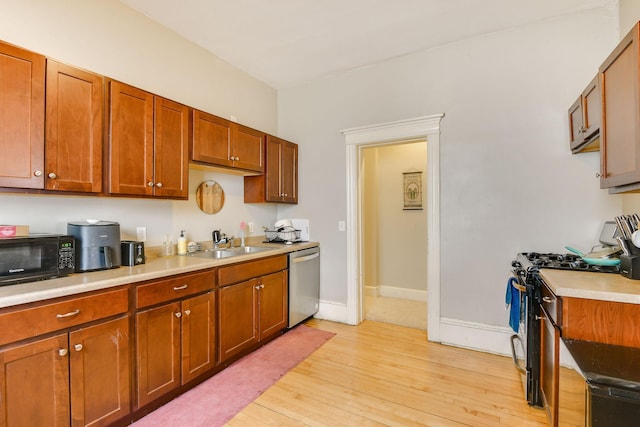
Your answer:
[0,288,128,347]
[218,255,287,287]
[541,281,561,327]
[136,270,215,308]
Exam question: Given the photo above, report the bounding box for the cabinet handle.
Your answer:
[535,315,544,321]
[255,285,260,290]
[184,309,191,316]
[74,344,83,352]
[173,284,188,291]
[48,172,57,179]
[57,309,80,319]
[156,182,163,188]
[542,297,553,303]
[34,170,42,177]
[58,348,68,357]
[147,181,154,187]
[175,312,182,318]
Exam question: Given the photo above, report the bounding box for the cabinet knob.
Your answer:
[74,344,83,352]
[184,309,191,316]
[156,182,163,188]
[147,181,154,187]
[175,312,182,318]
[58,348,68,357]
[48,172,57,179]
[34,170,42,177]
[596,172,602,178]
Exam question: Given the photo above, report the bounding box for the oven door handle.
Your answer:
[510,334,526,374]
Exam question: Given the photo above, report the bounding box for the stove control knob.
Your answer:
[511,260,522,268]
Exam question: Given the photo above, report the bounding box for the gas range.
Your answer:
[513,252,621,276]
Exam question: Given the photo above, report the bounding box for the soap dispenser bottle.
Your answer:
[177,230,187,255]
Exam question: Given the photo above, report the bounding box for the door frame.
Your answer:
[342,114,444,342]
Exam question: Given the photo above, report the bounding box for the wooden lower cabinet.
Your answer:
[218,270,287,363]
[136,291,215,407]
[540,309,560,426]
[0,316,131,427]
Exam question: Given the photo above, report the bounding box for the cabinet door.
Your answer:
[264,136,282,202]
[231,123,263,172]
[0,334,70,426]
[0,41,45,189]
[582,75,601,139]
[280,140,298,204]
[599,26,640,188]
[136,302,181,407]
[540,310,559,426]
[154,97,189,198]
[568,96,584,150]
[181,292,216,383]
[218,279,259,363]
[69,316,131,427]
[45,60,104,192]
[109,81,154,196]
[258,270,288,340]
[191,110,233,167]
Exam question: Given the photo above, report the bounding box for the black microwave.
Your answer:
[0,234,75,286]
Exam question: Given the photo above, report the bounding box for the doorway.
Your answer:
[361,141,428,330]
[341,114,444,342]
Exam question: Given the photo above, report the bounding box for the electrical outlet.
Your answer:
[136,226,147,242]
[338,221,346,232]
[247,222,254,232]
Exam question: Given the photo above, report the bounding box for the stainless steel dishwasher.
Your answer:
[288,246,320,327]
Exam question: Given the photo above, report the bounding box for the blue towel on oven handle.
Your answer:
[505,276,520,333]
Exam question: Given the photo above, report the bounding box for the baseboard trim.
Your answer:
[379,286,427,302]
[439,317,518,357]
[315,300,351,324]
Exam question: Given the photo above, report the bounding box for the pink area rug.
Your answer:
[132,324,334,427]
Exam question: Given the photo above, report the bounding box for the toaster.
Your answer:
[121,240,145,266]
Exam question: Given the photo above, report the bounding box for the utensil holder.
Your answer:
[620,254,640,280]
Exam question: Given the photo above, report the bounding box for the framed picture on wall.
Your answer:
[403,171,423,210]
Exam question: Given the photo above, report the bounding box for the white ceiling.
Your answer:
[120,0,615,89]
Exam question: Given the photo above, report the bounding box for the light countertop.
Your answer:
[0,241,319,309]
[539,269,640,304]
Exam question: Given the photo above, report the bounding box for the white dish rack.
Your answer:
[264,228,301,243]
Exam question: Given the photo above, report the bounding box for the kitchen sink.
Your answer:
[188,246,273,259]
[226,246,273,254]
[188,249,237,259]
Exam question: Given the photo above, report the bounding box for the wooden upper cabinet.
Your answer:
[154,97,189,198]
[0,41,45,189]
[191,110,263,173]
[191,110,233,168]
[599,23,640,189]
[45,60,104,192]
[568,75,600,154]
[109,81,154,196]
[109,81,188,198]
[244,135,298,204]
[231,123,263,172]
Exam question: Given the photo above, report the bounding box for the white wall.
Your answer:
[0,0,279,246]
[277,7,623,327]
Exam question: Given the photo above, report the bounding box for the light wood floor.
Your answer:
[226,319,549,426]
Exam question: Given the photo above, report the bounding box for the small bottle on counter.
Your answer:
[177,230,187,255]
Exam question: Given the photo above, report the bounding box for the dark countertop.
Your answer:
[563,338,640,391]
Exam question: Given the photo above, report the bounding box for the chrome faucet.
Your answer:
[212,230,235,249]
[212,230,226,249]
